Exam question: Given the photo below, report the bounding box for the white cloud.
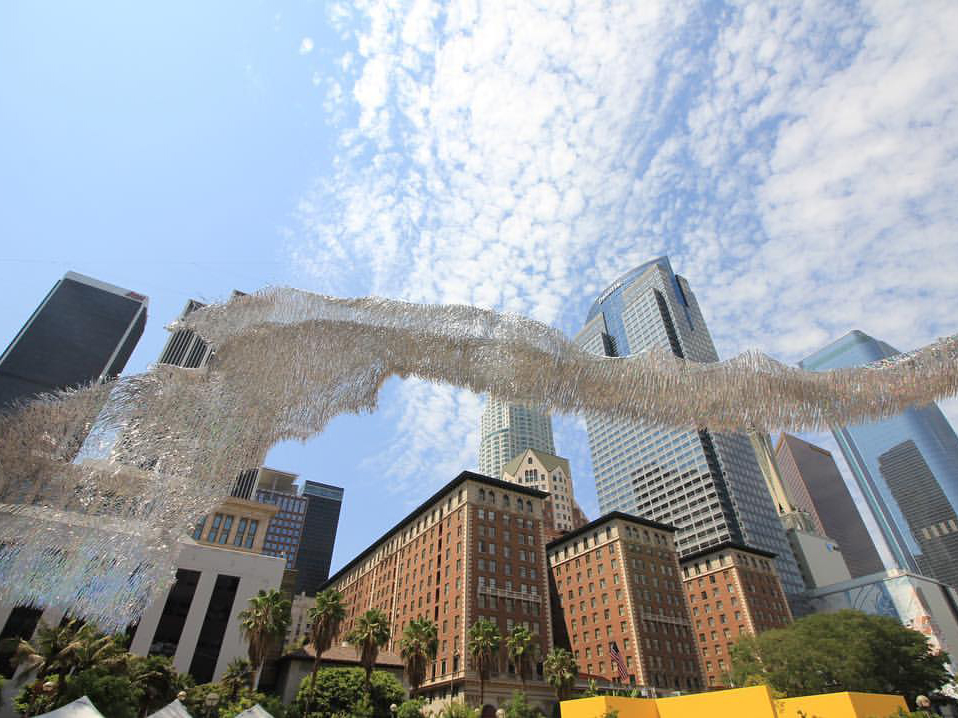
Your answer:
[292,0,958,502]
[299,37,314,55]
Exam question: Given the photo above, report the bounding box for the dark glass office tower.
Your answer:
[294,481,344,595]
[775,433,884,578]
[0,272,147,409]
[576,257,805,605]
[801,331,958,588]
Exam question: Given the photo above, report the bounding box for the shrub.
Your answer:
[293,667,404,718]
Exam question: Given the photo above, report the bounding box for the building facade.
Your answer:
[0,271,147,409]
[320,472,555,713]
[800,330,958,587]
[546,513,703,693]
[775,433,884,579]
[575,258,805,606]
[680,544,792,688]
[295,481,344,595]
[501,448,588,537]
[479,398,556,479]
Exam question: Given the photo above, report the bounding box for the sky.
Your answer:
[2,0,958,575]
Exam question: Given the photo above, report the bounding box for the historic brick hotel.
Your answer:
[319,472,557,712]
[320,471,794,709]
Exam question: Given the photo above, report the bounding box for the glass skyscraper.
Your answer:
[801,331,958,588]
[576,257,805,604]
[478,397,556,478]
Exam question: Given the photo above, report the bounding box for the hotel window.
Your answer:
[245,520,258,548]
[218,515,234,544]
[232,518,247,545]
[192,516,207,540]
[207,514,223,542]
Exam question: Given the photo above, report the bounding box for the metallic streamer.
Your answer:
[1,287,956,628]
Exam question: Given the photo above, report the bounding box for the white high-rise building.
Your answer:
[478,397,556,478]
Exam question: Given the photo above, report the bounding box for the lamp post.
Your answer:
[177,691,187,702]
[389,704,398,717]
[204,691,220,718]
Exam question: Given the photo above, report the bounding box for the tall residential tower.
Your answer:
[801,331,958,589]
[575,258,805,605]
[478,398,556,478]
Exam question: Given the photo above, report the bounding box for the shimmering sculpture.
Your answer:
[1,288,956,628]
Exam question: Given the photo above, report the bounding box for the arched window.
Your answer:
[479,488,486,502]
[526,500,533,513]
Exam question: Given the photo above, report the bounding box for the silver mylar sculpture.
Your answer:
[1,288,956,629]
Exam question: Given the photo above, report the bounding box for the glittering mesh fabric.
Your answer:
[1,287,956,629]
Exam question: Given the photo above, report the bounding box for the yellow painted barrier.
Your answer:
[558,687,908,718]
[776,691,908,718]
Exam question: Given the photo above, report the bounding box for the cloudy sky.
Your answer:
[2,0,957,571]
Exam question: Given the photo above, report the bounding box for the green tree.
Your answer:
[292,666,403,718]
[220,657,253,702]
[436,703,478,718]
[127,654,184,716]
[395,698,427,718]
[7,619,86,681]
[400,617,439,695]
[237,589,291,690]
[505,625,537,690]
[501,690,544,718]
[542,648,577,702]
[59,667,144,718]
[728,610,951,707]
[69,625,126,675]
[304,589,346,717]
[346,609,392,693]
[466,619,501,706]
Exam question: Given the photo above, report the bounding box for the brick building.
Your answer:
[319,471,556,712]
[547,512,703,694]
[680,543,792,687]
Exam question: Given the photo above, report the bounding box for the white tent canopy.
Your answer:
[146,699,193,718]
[34,697,105,718]
[233,705,273,718]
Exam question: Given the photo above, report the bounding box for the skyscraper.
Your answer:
[478,397,556,478]
[800,330,958,588]
[293,480,344,594]
[775,433,884,578]
[575,257,805,604]
[0,271,147,409]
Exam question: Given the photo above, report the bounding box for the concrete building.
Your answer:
[801,331,958,588]
[806,568,958,671]
[501,448,588,537]
[680,543,792,688]
[575,258,805,609]
[319,471,556,714]
[785,529,852,590]
[0,271,147,409]
[775,433,884,579]
[285,592,316,652]
[546,513,702,693]
[479,398,556,479]
[0,539,284,685]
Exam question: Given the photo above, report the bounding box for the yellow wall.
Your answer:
[657,686,778,718]
[559,696,659,718]
[559,688,908,718]
[776,691,908,718]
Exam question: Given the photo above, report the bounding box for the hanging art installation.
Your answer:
[1,288,956,629]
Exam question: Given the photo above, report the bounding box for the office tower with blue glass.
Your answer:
[575,257,805,606]
[801,331,958,589]
[0,271,147,409]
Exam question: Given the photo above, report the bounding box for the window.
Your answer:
[233,518,248,546]
[207,514,223,542]
[218,515,234,544]
[245,519,258,548]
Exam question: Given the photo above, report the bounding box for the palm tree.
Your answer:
[237,589,291,691]
[346,608,391,693]
[543,648,578,703]
[303,589,345,717]
[505,625,537,690]
[466,619,501,706]
[6,619,85,681]
[400,617,439,695]
[220,657,252,701]
[69,625,125,674]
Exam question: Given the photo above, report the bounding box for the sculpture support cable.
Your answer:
[1,287,956,628]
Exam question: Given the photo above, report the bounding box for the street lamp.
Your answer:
[389,704,398,716]
[204,691,220,718]
[495,710,505,718]
[177,691,187,702]
[42,681,55,695]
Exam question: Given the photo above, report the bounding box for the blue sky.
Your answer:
[2,0,957,575]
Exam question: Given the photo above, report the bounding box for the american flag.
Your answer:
[609,641,629,683]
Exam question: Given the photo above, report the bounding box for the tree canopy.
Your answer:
[293,666,404,718]
[728,609,951,706]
